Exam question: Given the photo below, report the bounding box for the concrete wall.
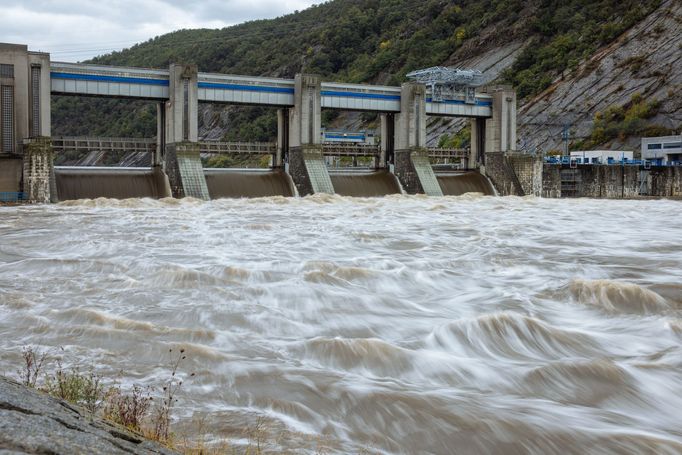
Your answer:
[507,153,543,196]
[0,156,22,192]
[543,164,682,198]
[648,166,682,197]
[484,152,542,196]
[542,165,561,198]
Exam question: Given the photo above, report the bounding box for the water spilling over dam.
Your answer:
[1,196,681,453]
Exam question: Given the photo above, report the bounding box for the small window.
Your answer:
[0,64,13,79]
[648,143,662,150]
[663,142,682,149]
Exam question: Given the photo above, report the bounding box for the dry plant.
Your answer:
[103,384,153,432]
[19,345,48,388]
[150,347,194,444]
[43,359,106,416]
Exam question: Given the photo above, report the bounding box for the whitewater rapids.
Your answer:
[1,194,681,454]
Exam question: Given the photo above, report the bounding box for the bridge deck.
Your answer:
[49,62,492,116]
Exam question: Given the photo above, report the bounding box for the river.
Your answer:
[1,195,681,454]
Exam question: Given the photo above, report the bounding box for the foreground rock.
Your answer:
[0,376,176,455]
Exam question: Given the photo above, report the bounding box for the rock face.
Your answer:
[518,0,682,152]
[0,376,176,455]
[425,0,682,152]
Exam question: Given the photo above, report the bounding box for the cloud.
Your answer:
[0,0,317,61]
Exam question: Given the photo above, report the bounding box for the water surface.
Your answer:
[1,195,681,454]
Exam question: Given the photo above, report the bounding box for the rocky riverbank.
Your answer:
[0,376,176,455]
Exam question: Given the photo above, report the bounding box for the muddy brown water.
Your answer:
[1,195,681,454]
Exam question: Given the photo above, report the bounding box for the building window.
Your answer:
[1,85,14,153]
[31,66,41,137]
[0,64,14,79]
[648,143,662,150]
[663,142,682,149]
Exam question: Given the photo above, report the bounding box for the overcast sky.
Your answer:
[0,0,318,62]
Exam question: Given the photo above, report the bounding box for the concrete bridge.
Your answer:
[0,42,517,201]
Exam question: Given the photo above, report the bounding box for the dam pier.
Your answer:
[0,43,519,202]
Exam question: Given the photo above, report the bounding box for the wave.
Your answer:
[427,312,599,360]
[299,337,414,377]
[302,261,377,284]
[568,279,672,314]
[522,358,633,406]
[56,308,216,342]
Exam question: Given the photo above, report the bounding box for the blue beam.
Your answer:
[50,72,169,86]
[198,82,294,94]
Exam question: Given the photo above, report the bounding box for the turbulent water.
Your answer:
[1,195,681,454]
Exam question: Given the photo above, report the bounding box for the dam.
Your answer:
[0,42,516,202]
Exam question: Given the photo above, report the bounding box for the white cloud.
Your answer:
[0,0,318,61]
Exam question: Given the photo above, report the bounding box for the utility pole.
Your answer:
[561,124,570,157]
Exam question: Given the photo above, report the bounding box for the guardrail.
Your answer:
[52,137,156,154]
[427,148,468,159]
[200,142,276,154]
[322,144,379,156]
[545,157,682,166]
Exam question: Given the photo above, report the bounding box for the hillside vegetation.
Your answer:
[53,0,665,148]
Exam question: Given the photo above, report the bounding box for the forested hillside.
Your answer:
[52,0,676,154]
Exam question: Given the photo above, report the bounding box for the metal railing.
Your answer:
[200,141,276,154]
[52,137,156,154]
[426,148,468,159]
[322,144,379,156]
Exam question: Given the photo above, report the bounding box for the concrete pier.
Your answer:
[393,83,443,195]
[164,142,209,199]
[23,137,55,203]
[287,74,334,195]
[159,64,208,199]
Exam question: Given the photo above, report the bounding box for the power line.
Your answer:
[45,20,330,60]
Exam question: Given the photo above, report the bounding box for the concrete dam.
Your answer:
[0,43,516,202]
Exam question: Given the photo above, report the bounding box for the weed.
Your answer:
[43,360,106,416]
[19,346,48,388]
[151,348,194,444]
[103,384,153,432]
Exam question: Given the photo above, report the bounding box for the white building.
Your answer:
[641,135,682,164]
[569,150,633,164]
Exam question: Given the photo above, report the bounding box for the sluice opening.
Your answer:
[436,171,495,196]
[55,166,171,200]
[329,170,402,197]
[204,168,295,198]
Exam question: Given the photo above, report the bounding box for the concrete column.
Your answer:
[379,113,394,168]
[155,102,165,167]
[22,137,54,203]
[484,86,517,153]
[392,83,442,195]
[276,108,289,167]
[469,117,486,169]
[166,64,198,144]
[289,74,321,147]
[163,64,208,199]
[287,74,333,195]
[394,83,426,151]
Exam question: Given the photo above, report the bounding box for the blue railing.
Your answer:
[0,192,27,202]
[544,157,682,166]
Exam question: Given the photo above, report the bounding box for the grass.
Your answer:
[15,345,341,454]
[17,346,190,449]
